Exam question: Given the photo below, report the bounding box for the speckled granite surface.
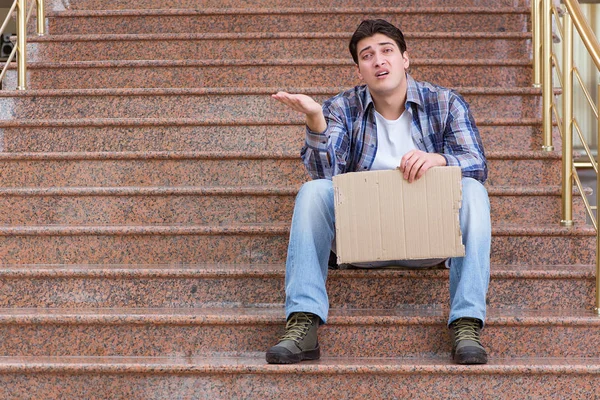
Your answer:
[0,90,541,120]
[66,0,529,10]
[0,223,594,265]
[1,124,305,153]
[0,264,594,309]
[26,32,531,62]
[0,151,560,187]
[487,154,563,186]
[45,9,529,35]
[0,119,554,153]
[3,60,533,90]
[1,0,599,396]
[0,356,598,399]
[0,308,599,358]
[0,185,587,225]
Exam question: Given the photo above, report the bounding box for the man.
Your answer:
[266,19,491,365]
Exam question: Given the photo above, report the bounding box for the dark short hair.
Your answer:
[349,19,407,64]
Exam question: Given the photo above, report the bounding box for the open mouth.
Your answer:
[376,71,389,77]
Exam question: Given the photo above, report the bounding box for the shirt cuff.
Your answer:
[305,126,329,151]
[442,154,460,167]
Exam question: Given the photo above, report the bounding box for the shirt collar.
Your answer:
[362,73,422,111]
[405,74,423,108]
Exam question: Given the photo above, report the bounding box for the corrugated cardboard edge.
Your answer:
[332,166,465,264]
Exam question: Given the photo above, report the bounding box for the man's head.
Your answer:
[349,19,407,64]
[349,19,410,100]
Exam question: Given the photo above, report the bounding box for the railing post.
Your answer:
[597,83,600,315]
[542,0,554,151]
[37,0,45,36]
[562,13,574,226]
[533,0,542,87]
[16,0,27,90]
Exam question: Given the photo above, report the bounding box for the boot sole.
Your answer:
[453,349,488,365]
[265,346,320,364]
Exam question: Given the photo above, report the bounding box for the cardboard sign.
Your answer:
[333,166,465,264]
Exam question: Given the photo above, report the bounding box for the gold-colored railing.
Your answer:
[533,0,600,314]
[0,0,45,90]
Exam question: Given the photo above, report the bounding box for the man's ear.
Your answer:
[356,64,363,81]
[403,51,410,70]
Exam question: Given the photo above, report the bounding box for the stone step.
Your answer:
[65,0,529,11]
[27,32,531,62]
[0,151,563,187]
[486,151,563,186]
[0,117,554,153]
[3,59,532,89]
[0,355,597,399]
[43,8,529,35]
[0,87,541,120]
[0,308,598,358]
[0,223,594,265]
[0,264,593,310]
[489,186,587,224]
[0,185,587,226]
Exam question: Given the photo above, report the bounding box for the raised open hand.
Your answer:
[272,91,327,133]
[272,92,323,116]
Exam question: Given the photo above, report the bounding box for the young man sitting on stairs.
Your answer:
[266,19,491,365]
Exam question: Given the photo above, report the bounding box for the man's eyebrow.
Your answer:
[358,45,372,55]
[358,42,396,55]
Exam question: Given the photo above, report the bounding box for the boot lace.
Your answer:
[453,318,482,345]
[280,312,314,344]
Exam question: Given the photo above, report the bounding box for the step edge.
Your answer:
[0,117,544,128]
[0,185,580,196]
[0,265,593,279]
[0,308,597,326]
[0,86,544,97]
[28,31,532,42]
[5,58,532,69]
[0,150,563,161]
[0,223,594,236]
[45,6,532,18]
[0,356,599,376]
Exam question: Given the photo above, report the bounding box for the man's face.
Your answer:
[355,33,410,98]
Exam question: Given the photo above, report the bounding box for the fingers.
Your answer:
[408,157,427,183]
[271,92,302,112]
[399,150,432,183]
[399,150,419,174]
[271,92,320,115]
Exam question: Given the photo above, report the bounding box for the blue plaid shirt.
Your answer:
[301,74,487,183]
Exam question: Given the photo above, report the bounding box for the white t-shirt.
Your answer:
[370,109,417,171]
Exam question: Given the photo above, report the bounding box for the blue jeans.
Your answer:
[284,177,491,326]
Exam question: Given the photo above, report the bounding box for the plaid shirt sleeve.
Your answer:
[301,98,351,180]
[440,92,488,183]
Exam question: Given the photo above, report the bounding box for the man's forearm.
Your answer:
[306,111,327,134]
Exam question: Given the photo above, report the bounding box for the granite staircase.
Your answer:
[0,0,598,397]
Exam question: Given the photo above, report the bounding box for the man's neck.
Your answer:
[370,87,407,120]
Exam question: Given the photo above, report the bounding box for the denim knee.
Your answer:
[296,179,334,211]
[460,178,491,237]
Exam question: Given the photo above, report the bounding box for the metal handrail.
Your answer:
[573,167,597,229]
[564,0,600,69]
[0,0,45,90]
[574,119,599,173]
[534,0,600,314]
[574,67,599,118]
